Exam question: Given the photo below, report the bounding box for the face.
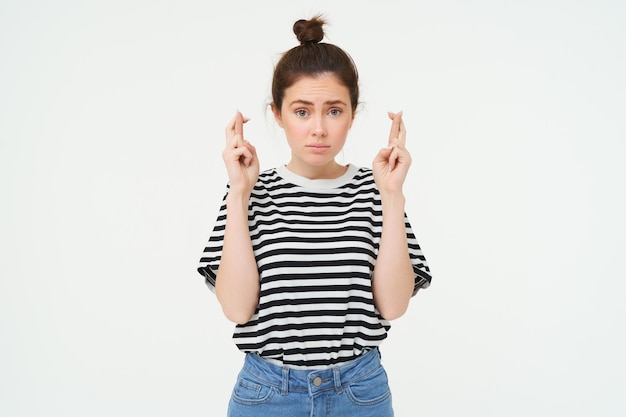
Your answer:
[273,73,355,179]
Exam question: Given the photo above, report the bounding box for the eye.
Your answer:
[295,109,309,117]
[328,108,342,117]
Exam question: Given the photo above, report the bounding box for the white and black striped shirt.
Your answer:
[198,164,431,368]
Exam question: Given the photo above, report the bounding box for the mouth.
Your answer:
[306,144,330,153]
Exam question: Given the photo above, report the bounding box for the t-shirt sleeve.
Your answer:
[405,214,432,296]
[197,191,228,294]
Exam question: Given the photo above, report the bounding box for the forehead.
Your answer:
[284,73,350,103]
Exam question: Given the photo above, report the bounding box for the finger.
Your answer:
[387,112,399,144]
[389,147,399,172]
[226,129,240,150]
[391,142,412,172]
[389,139,408,170]
[374,145,393,163]
[387,111,403,145]
[229,144,253,164]
[397,118,406,146]
[234,111,244,147]
[225,112,238,143]
[226,111,249,130]
[234,139,257,163]
[240,148,254,167]
[242,140,256,156]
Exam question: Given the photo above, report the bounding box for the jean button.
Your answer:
[313,376,322,387]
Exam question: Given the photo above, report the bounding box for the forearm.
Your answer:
[215,192,260,324]
[372,193,415,320]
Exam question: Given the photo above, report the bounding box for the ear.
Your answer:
[271,102,284,128]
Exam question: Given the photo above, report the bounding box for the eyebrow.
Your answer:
[289,99,348,107]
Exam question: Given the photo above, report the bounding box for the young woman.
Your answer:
[198,16,431,417]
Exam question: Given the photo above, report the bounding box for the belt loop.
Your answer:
[332,367,342,394]
[281,367,289,395]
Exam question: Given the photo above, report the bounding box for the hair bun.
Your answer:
[293,16,325,45]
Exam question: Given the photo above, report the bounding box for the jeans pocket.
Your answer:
[231,377,275,406]
[345,366,392,406]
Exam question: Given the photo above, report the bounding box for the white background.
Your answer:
[1,1,625,416]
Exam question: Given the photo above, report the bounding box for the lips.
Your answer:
[307,144,330,153]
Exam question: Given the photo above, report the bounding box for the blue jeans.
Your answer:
[227,348,394,417]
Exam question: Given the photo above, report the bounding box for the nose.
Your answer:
[313,115,327,137]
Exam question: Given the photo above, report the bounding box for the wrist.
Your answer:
[379,191,406,207]
[226,192,251,209]
[380,192,406,218]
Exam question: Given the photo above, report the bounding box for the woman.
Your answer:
[198,15,431,417]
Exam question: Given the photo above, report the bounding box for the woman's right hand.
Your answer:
[222,111,259,196]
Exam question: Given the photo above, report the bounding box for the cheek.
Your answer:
[333,119,352,136]
[284,121,308,137]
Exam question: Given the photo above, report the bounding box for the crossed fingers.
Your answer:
[224,110,254,167]
[387,111,407,172]
[388,111,406,147]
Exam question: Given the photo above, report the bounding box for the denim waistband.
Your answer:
[241,348,382,396]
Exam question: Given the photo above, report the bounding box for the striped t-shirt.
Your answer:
[198,163,431,368]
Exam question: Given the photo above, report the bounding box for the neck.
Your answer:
[286,160,348,180]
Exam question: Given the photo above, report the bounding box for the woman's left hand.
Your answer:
[372,111,412,195]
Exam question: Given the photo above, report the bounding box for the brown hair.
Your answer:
[271,16,360,113]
